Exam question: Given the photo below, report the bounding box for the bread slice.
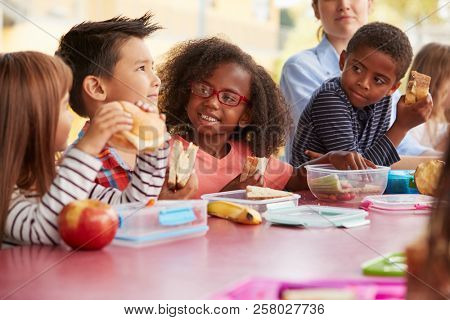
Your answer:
[176,143,199,188]
[240,156,269,182]
[167,140,183,190]
[167,141,198,190]
[246,185,293,200]
[405,71,431,104]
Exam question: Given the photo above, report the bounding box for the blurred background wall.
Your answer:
[1,0,449,141]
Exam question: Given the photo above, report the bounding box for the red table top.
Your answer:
[0,192,428,299]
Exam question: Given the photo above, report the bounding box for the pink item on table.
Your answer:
[360,194,434,215]
[211,277,406,300]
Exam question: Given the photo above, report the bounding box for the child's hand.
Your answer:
[327,151,376,170]
[305,150,375,170]
[135,100,166,122]
[396,94,433,130]
[158,172,198,200]
[221,171,264,192]
[305,149,323,160]
[76,102,133,156]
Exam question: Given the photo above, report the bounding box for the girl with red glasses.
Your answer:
[157,37,374,198]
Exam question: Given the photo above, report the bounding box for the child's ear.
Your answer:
[238,110,251,127]
[83,76,107,102]
[339,51,347,72]
[387,81,401,96]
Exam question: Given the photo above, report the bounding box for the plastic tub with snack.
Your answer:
[305,164,390,202]
[201,187,300,213]
[113,200,208,247]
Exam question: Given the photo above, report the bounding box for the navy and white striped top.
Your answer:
[3,143,169,247]
[291,77,400,167]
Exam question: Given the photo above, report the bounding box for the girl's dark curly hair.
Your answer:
[157,37,291,157]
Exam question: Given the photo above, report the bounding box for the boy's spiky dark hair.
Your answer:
[55,12,161,117]
[157,37,291,157]
[346,22,413,80]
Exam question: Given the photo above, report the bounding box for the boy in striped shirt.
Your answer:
[56,13,197,198]
[291,22,433,167]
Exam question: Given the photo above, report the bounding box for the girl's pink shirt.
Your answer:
[170,135,293,199]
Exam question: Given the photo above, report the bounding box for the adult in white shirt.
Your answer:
[280,0,429,163]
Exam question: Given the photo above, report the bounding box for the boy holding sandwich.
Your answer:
[291,22,433,167]
[56,13,197,199]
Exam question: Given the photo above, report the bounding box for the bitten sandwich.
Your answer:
[240,156,269,182]
[405,71,431,104]
[108,101,166,153]
[168,140,199,190]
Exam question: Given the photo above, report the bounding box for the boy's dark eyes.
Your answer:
[374,77,386,85]
[137,65,145,71]
[352,65,362,73]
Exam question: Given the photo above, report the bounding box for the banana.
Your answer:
[207,201,262,225]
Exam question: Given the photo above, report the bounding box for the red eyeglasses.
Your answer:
[191,81,250,107]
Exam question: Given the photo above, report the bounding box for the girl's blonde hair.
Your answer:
[408,43,450,146]
[424,140,450,298]
[0,52,72,244]
[312,0,325,41]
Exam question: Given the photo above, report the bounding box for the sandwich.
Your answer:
[414,159,445,196]
[246,185,293,200]
[108,101,166,153]
[240,156,269,182]
[405,71,431,104]
[168,140,199,190]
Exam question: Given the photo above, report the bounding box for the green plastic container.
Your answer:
[362,252,406,277]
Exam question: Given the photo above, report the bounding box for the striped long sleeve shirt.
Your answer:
[4,143,169,246]
[291,77,400,167]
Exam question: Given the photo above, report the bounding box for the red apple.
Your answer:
[58,199,119,250]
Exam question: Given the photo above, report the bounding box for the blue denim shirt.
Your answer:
[280,36,430,163]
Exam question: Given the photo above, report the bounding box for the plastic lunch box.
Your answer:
[113,200,208,247]
[384,170,419,194]
[360,194,435,215]
[211,277,406,300]
[263,205,369,228]
[305,164,390,202]
[201,190,300,213]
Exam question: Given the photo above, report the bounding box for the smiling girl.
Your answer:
[157,37,374,198]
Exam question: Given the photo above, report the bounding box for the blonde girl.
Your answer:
[406,138,450,299]
[408,43,450,152]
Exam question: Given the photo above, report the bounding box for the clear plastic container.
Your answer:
[263,205,369,228]
[305,164,390,202]
[360,194,435,215]
[201,190,300,213]
[113,200,208,247]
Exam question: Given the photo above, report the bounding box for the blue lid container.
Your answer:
[384,170,419,194]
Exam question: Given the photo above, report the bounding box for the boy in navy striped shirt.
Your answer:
[291,22,433,167]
